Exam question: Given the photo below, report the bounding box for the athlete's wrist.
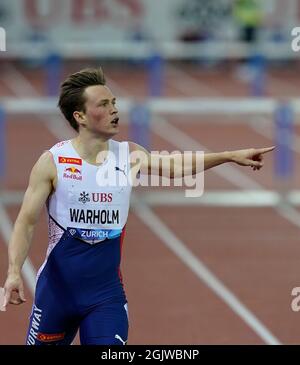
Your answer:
[7,266,22,277]
[222,151,233,163]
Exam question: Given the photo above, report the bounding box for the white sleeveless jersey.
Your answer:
[48,139,132,244]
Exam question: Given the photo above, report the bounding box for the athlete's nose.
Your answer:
[111,103,118,115]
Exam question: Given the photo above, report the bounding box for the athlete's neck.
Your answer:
[72,133,110,165]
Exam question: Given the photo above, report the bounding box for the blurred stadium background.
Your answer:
[1,0,300,345]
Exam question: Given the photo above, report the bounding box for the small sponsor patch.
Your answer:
[37,332,65,342]
[67,227,122,243]
[59,156,82,165]
[63,166,82,181]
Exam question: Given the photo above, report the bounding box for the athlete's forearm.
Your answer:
[7,218,35,276]
[203,151,231,171]
[172,147,269,177]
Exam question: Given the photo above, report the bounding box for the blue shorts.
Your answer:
[26,300,129,345]
[26,229,128,345]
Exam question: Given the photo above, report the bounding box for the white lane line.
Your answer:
[167,65,220,96]
[131,196,281,345]
[2,64,40,96]
[277,204,300,229]
[0,201,36,295]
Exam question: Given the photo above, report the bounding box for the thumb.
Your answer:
[248,160,263,167]
[19,286,26,303]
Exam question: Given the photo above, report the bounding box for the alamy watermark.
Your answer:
[95,149,205,198]
[291,287,300,312]
[0,27,6,52]
[291,27,300,52]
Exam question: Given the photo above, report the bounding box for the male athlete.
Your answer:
[2,68,274,345]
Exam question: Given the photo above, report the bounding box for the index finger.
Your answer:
[255,146,275,154]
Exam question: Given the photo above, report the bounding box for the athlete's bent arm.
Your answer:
[3,152,56,309]
[129,142,275,178]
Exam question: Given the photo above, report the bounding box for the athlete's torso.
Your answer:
[36,139,132,308]
[48,139,132,243]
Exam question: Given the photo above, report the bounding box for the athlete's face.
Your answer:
[77,85,119,136]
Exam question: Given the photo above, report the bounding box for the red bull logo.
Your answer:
[63,166,82,181]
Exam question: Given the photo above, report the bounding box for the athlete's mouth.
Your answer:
[111,117,119,125]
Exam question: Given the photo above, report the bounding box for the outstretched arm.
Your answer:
[2,152,56,310]
[199,147,274,172]
[129,142,274,178]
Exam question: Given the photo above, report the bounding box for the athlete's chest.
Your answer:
[56,159,130,202]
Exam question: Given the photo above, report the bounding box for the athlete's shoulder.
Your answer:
[28,151,56,185]
[36,151,56,171]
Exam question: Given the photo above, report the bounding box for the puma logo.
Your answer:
[115,166,127,177]
[115,334,127,345]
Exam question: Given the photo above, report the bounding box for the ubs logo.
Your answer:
[78,192,113,203]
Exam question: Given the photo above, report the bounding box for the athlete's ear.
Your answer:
[73,111,87,127]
